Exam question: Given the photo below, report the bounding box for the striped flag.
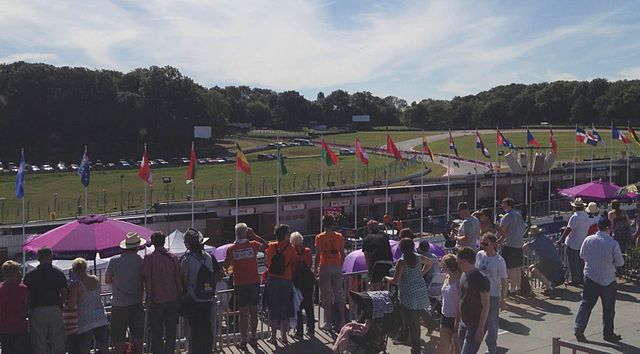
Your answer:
[15,149,25,199]
[592,125,606,148]
[138,144,152,185]
[422,136,435,162]
[355,138,369,165]
[549,127,558,155]
[321,139,339,166]
[386,134,403,160]
[628,127,640,146]
[475,130,490,158]
[448,130,459,157]
[527,129,541,148]
[612,127,630,144]
[497,129,516,149]
[186,142,197,184]
[236,143,251,174]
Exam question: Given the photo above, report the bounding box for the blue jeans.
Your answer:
[566,247,584,285]
[485,297,500,354]
[575,277,617,337]
[458,320,481,354]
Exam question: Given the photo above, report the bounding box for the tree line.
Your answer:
[1,62,639,162]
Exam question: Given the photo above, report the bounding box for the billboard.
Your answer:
[194,126,212,139]
[352,115,370,122]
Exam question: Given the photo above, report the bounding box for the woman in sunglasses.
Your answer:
[438,254,461,354]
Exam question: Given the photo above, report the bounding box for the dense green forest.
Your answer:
[1,62,639,162]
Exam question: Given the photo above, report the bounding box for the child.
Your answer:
[0,260,30,353]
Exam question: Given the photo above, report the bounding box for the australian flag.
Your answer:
[15,149,25,199]
[78,146,90,187]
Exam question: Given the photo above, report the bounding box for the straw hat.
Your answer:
[570,197,586,208]
[120,231,146,249]
[586,202,599,214]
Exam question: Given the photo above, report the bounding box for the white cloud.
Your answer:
[0,53,57,64]
[545,70,578,81]
[617,67,640,79]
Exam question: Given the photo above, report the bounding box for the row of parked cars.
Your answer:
[0,156,236,174]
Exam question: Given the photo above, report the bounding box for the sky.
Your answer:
[1,0,640,103]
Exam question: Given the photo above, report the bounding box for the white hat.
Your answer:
[120,231,146,250]
[570,197,586,208]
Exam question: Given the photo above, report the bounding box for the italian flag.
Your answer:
[186,142,197,184]
[321,139,338,166]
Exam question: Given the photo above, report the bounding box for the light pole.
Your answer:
[163,176,172,235]
[53,193,58,213]
[102,189,107,212]
[0,197,5,224]
[120,174,124,215]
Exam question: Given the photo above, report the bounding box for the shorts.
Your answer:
[369,261,393,283]
[501,246,524,269]
[110,303,144,342]
[319,265,345,306]
[234,283,260,308]
[78,325,109,349]
[441,316,455,330]
[535,261,562,279]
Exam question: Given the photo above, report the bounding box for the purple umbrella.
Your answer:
[389,239,402,261]
[342,249,368,273]
[414,240,445,258]
[23,214,153,260]
[558,180,637,202]
[212,243,233,262]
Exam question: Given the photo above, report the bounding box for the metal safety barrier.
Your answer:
[552,337,610,354]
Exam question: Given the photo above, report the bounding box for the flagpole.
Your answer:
[385,136,389,214]
[354,150,358,231]
[474,130,478,210]
[21,196,25,272]
[494,127,498,224]
[609,123,613,183]
[525,127,529,209]
[447,151,451,222]
[627,121,631,186]
[276,145,280,224]
[84,187,88,215]
[235,143,239,225]
[590,141,594,182]
[420,136,425,236]
[320,137,324,232]
[190,143,195,228]
[573,123,577,185]
[548,154,552,215]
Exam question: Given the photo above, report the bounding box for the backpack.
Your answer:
[293,250,315,290]
[268,243,290,276]
[192,252,222,301]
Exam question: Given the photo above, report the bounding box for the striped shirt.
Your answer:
[580,231,625,286]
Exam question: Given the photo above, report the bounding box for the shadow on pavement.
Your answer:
[583,339,640,354]
[498,317,530,335]
[615,292,640,303]
[617,282,640,294]
[527,297,572,315]
[505,305,545,322]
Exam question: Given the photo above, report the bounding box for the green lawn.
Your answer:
[425,130,636,162]
[0,147,444,224]
[322,131,439,147]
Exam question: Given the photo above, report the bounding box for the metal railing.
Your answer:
[552,337,610,354]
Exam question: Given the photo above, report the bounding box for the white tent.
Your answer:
[142,229,214,258]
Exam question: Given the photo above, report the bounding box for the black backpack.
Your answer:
[293,252,315,291]
[192,252,222,301]
[268,243,290,276]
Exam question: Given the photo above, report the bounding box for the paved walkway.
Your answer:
[219,280,640,353]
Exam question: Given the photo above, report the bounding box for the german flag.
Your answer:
[236,143,251,174]
[422,136,435,162]
[629,127,640,147]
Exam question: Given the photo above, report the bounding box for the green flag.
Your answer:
[278,149,288,176]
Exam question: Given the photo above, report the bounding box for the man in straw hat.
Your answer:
[523,225,562,296]
[105,232,146,354]
[558,198,589,286]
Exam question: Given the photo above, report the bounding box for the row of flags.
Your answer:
[14,126,640,199]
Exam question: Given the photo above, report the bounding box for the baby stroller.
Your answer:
[343,290,396,354]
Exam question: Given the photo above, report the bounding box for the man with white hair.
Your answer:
[224,223,266,350]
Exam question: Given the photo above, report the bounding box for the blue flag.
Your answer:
[78,147,90,187]
[15,149,25,199]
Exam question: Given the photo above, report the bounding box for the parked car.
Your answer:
[268,142,288,148]
[339,148,355,155]
[181,157,190,164]
[57,162,68,171]
[156,159,169,166]
[42,164,54,172]
[118,160,131,168]
[107,162,117,168]
[257,153,276,161]
[93,160,104,169]
[69,163,79,170]
[198,158,208,165]
[292,138,313,146]
[31,165,41,172]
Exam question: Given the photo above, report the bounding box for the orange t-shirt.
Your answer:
[294,247,313,269]
[265,241,296,281]
[315,230,344,267]
[225,240,261,286]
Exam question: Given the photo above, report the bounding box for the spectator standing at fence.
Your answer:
[67,258,109,354]
[558,198,589,286]
[314,214,346,331]
[0,260,30,353]
[142,231,183,354]
[437,254,461,354]
[456,202,481,250]
[105,232,145,354]
[24,247,68,354]
[225,223,267,350]
[475,233,507,354]
[383,237,432,354]
[474,208,497,236]
[523,226,562,295]
[291,231,316,339]
[608,199,632,254]
[496,198,527,295]
[457,247,490,354]
[181,227,222,354]
[265,224,297,346]
[362,220,393,290]
[633,201,640,247]
[574,218,625,343]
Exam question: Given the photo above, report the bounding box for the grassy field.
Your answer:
[322,131,438,147]
[425,130,637,162]
[0,146,444,224]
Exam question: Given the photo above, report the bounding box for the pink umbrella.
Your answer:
[342,249,368,273]
[558,180,637,202]
[23,214,153,260]
[212,243,233,262]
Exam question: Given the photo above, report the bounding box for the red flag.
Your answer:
[186,142,197,184]
[549,127,558,154]
[355,138,369,165]
[422,136,435,162]
[386,134,403,160]
[236,143,251,174]
[321,139,339,166]
[138,144,152,185]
